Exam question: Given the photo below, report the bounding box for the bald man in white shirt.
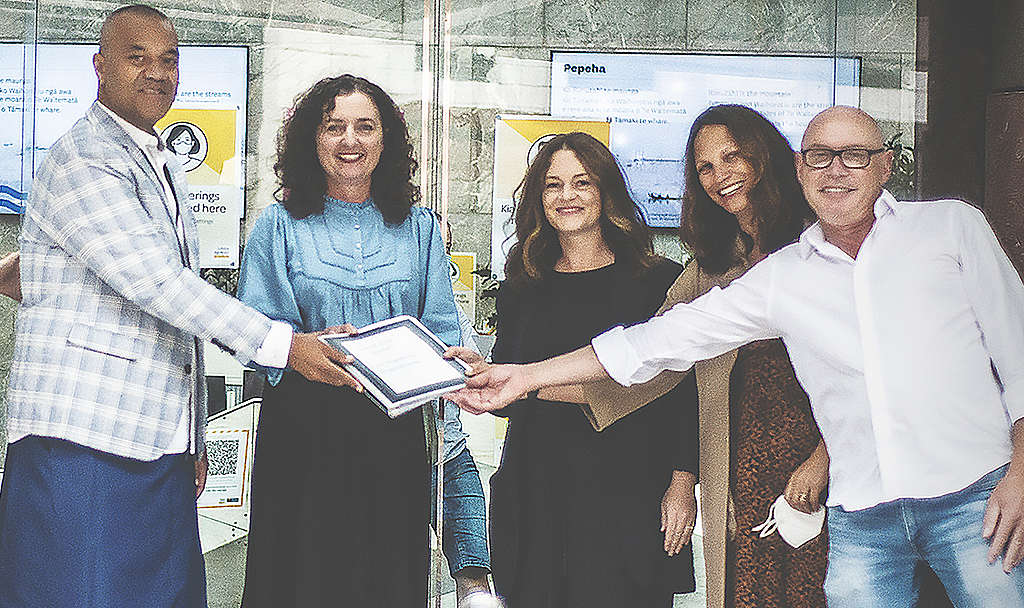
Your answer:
[450,106,1024,608]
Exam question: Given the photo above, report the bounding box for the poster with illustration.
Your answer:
[157,108,242,268]
[0,43,247,268]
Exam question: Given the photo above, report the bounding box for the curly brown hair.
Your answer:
[504,132,657,284]
[680,104,814,275]
[274,74,419,224]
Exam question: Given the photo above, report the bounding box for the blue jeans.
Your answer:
[431,447,491,577]
[825,464,1024,607]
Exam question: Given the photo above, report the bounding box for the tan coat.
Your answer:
[582,258,750,608]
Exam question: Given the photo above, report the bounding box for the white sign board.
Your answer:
[551,52,860,227]
[0,43,248,268]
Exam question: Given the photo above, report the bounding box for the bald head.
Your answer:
[802,106,884,151]
[98,5,170,54]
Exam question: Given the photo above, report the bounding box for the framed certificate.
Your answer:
[319,315,470,418]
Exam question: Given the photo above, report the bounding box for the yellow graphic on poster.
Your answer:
[491,116,610,280]
[449,251,476,325]
[156,108,237,185]
[155,109,242,269]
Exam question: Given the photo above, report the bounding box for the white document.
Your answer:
[341,325,463,394]
[319,315,470,418]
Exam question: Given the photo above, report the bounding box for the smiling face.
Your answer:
[93,12,178,132]
[541,149,603,238]
[692,124,759,224]
[316,92,384,201]
[796,107,893,231]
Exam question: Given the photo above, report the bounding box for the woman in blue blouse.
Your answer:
[237,75,459,606]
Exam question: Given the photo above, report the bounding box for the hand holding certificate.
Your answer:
[319,315,471,418]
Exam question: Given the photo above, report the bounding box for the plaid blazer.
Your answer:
[6,102,273,460]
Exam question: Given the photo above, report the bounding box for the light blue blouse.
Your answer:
[237,197,460,385]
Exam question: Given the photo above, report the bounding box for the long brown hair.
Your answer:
[680,104,814,274]
[274,75,419,224]
[504,132,657,284]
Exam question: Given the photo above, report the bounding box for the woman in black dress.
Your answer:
[237,75,459,607]
[458,132,699,607]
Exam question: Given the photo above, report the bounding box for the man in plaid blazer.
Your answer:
[0,5,358,606]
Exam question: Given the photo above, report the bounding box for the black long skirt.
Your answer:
[241,372,430,607]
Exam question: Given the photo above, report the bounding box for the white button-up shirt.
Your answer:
[593,190,1024,511]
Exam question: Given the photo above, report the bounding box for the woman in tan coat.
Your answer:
[583,104,829,608]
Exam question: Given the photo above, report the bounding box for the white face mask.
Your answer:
[750,494,825,548]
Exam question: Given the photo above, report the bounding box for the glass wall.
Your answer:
[10,1,1014,606]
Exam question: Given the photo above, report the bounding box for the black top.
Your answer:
[489,259,699,607]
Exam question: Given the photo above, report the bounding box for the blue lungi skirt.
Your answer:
[0,436,206,607]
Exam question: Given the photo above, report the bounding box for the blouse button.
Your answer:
[355,242,361,250]
[354,224,360,230]
[357,264,363,271]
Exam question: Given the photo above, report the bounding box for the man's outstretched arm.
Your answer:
[450,345,608,413]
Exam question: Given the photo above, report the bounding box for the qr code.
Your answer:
[207,438,240,476]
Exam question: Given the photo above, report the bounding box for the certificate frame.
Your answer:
[319,315,469,417]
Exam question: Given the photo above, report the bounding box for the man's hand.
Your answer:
[446,364,531,414]
[661,471,698,556]
[0,251,21,302]
[784,440,829,514]
[443,346,488,374]
[983,468,1024,572]
[984,419,1024,572]
[194,450,209,499]
[287,329,363,390]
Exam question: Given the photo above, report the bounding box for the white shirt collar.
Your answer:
[97,101,165,154]
[797,189,898,259]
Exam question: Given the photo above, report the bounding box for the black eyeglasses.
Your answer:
[800,147,887,169]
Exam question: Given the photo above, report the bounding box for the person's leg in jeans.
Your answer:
[433,447,492,602]
[824,499,921,608]
[916,465,1024,607]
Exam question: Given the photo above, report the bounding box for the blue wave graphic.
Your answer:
[0,197,25,213]
[0,185,27,200]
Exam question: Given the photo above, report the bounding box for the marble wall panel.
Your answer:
[448,106,495,215]
[446,0,546,47]
[30,0,405,42]
[687,0,837,53]
[835,0,915,55]
[31,1,262,42]
[543,0,688,49]
[0,1,34,40]
[263,0,404,35]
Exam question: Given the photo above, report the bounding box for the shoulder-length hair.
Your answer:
[680,104,815,275]
[274,74,419,224]
[504,132,657,284]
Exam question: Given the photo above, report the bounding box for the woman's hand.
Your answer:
[784,440,829,513]
[661,470,698,556]
[443,346,489,374]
